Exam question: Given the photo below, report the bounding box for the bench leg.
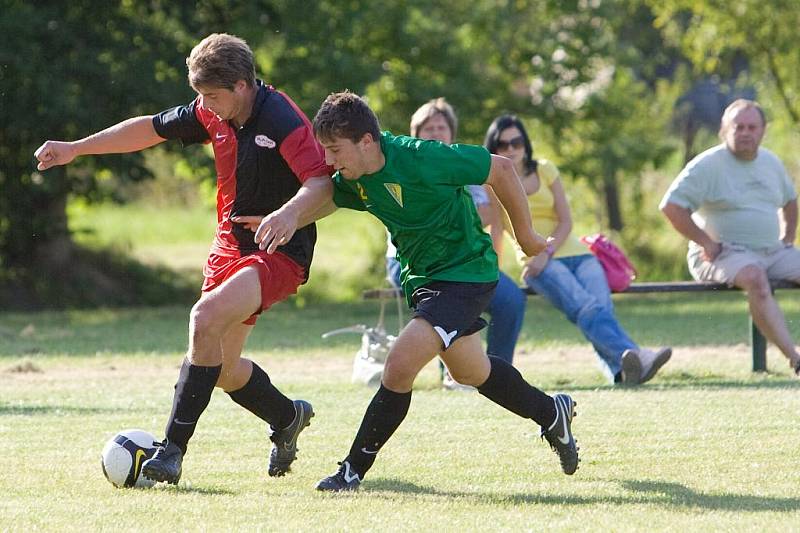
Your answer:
[750,318,768,372]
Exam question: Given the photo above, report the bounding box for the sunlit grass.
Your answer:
[2,300,799,531]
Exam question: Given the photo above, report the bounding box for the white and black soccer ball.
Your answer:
[101,429,159,488]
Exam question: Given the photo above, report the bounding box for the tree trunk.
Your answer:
[604,174,623,231]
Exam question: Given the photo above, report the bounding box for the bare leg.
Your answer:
[381,317,443,392]
[734,265,800,366]
[188,266,262,367]
[217,321,254,392]
[143,266,263,482]
[438,333,490,387]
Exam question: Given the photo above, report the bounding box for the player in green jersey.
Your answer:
[243,91,582,491]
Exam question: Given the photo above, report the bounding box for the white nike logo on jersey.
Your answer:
[433,326,458,348]
[343,461,361,483]
[215,132,227,141]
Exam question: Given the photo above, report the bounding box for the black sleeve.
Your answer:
[152,100,209,145]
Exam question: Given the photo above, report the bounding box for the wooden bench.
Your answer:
[363,280,800,372]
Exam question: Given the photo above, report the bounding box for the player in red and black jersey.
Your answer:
[34,34,331,484]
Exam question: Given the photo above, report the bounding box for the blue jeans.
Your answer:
[524,254,637,377]
[385,257,525,363]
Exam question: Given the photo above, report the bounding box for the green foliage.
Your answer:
[0,1,192,266]
[3,0,799,305]
[649,0,800,127]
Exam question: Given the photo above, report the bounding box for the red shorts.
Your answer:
[202,251,305,325]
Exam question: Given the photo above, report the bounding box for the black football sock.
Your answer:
[477,356,556,428]
[227,362,295,430]
[344,384,412,478]
[164,358,221,454]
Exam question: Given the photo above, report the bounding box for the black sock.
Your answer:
[164,359,221,454]
[227,362,295,430]
[477,356,556,428]
[344,384,411,478]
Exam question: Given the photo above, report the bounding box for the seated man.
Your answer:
[660,99,800,376]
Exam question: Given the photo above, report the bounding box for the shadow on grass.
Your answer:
[556,374,800,393]
[0,404,117,416]
[619,479,800,512]
[365,477,800,512]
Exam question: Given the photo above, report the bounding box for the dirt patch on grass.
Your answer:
[5,360,44,373]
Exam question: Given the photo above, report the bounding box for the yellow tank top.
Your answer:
[518,159,587,262]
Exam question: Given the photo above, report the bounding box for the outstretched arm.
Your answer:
[34,116,166,171]
[484,155,547,257]
[232,175,335,253]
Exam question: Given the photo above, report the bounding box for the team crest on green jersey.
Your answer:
[384,183,403,207]
[355,183,369,201]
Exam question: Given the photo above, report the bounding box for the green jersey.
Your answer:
[332,132,498,304]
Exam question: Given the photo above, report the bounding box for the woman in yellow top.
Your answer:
[484,115,671,385]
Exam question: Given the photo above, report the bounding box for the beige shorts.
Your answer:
[688,242,800,285]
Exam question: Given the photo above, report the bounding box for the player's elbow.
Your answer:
[487,155,514,187]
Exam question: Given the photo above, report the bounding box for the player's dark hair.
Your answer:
[313,91,381,144]
[483,115,538,175]
[187,33,256,90]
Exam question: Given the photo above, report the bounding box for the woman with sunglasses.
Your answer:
[385,99,527,389]
[484,115,671,385]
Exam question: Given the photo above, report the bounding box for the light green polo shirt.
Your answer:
[660,144,796,250]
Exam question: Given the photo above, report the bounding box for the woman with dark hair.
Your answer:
[485,115,672,385]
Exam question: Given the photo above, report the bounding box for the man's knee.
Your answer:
[382,357,416,386]
[189,298,230,342]
[734,265,771,296]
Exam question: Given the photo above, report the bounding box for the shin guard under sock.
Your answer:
[477,356,556,427]
[227,362,295,429]
[164,359,221,454]
[345,384,411,478]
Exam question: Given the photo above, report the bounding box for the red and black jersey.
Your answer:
[152,81,329,282]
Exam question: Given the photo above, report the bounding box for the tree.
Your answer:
[460,0,678,229]
[0,1,281,305]
[650,0,800,127]
[0,2,194,269]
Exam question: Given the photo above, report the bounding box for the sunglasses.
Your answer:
[495,136,525,151]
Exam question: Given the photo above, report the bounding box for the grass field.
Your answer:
[67,201,389,302]
[2,293,799,532]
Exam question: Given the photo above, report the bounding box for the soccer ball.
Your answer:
[101,429,159,488]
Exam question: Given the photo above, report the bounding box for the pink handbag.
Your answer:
[580,233,637,292]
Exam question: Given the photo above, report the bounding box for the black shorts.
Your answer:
[411,280,498,350]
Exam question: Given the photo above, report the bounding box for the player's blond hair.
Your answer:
[409,97,458,139]
[187,33,256,90]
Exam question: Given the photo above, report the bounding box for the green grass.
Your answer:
[2,295,799,531]
[67,200,389,301]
